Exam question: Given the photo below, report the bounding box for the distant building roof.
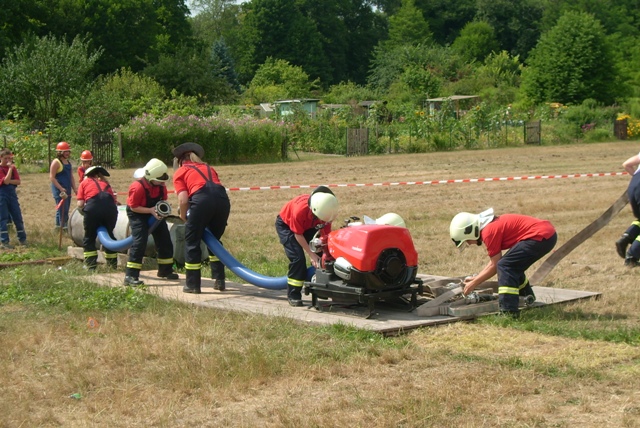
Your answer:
[273,98,320,104]
[425,95,479,102]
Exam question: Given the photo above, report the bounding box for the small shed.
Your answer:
[259,103,275,118]
[425,95,479,119]
[274,99,320,119]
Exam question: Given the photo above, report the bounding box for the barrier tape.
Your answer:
[113,171,628,196]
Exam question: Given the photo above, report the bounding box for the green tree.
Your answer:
[414,0,477,46]
[244,57,319,104]
[521,11,621,105]
[190,0,241,47]
[15,0,193,77]
[385,0,432,48]
[235,0,329,85]
[143,43,236,103]
[0,0,47,59]
[476,0,544,59]
[451,21,500,63]
[0,34,101,124]
[211,38,241,93]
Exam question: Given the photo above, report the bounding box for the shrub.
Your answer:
[115,114,289,166]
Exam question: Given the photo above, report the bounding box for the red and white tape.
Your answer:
[116,171,628,195]
[225,171,628,192]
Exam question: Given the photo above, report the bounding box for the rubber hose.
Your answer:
[202,228,314,290]
[97,216,159,252]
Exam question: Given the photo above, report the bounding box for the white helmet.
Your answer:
[449,208,494,248]
[375,212,406,228]
[309,187,339,222]
[144,158,169,182]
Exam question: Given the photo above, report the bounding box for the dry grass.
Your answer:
[1,141,640,427]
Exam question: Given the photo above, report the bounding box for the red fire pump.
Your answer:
[303,217,423,317]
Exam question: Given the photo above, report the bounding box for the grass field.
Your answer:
[1,141,639,427]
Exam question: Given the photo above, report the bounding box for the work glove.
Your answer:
[59,191,68,200]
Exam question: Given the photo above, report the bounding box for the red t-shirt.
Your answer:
[77,177,116,203]
[78,166,86,182]
[481,214,556,257]
[279,194,332,235]
[173,161,222,197]
[0,164,20,186]
[127,179,167,208]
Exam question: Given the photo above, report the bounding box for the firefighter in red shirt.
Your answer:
[125,158,178,286]
[76,166,118,270]
[449,209,557,317]
[172,143,230,294]
[276,186,339,306]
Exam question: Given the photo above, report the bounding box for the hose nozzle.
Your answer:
[155,201,172,218]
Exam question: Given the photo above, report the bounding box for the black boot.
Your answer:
[287,285,303,307]
[84,255,98,271]
[616,233,633,259]
[124,267,144,286]
[214,279,226,291]
[519,281,536,302]
[105,253,118,270]
[184,269,201,294]
[210,261,225,290]
[157,263,179,280]
[499,293,520,318]
[124,276,144,286]
[625,257,640,267]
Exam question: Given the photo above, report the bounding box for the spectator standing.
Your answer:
[49,141,77,230]
[0,148,27,249]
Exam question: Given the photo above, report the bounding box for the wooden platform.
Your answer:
[89,271,601,336]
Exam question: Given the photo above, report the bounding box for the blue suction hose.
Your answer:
[97,216,159,253]
[99,221,314,290]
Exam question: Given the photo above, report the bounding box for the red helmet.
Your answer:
[80,150,93,161]
[56,141,71,152]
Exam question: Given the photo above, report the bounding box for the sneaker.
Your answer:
[213,279,226,291]
[124,276,145,286]
[183,285,201,294]
[158,272,179,280]
[0,242,14,250]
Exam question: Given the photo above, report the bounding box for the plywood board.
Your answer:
[88,271,601,336]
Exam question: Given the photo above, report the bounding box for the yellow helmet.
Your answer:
[144,158,169,182]
[309,186,339,222]
[449,208,494,248]
[375,212,406,228]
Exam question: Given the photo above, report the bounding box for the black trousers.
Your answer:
[126,212,173,276]
[497,233,557,311]
[184,184,230,288]
[83,196,118,267]
[275,215,317,285]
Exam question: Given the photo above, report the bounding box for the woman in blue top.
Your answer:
[49,141,77,229]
